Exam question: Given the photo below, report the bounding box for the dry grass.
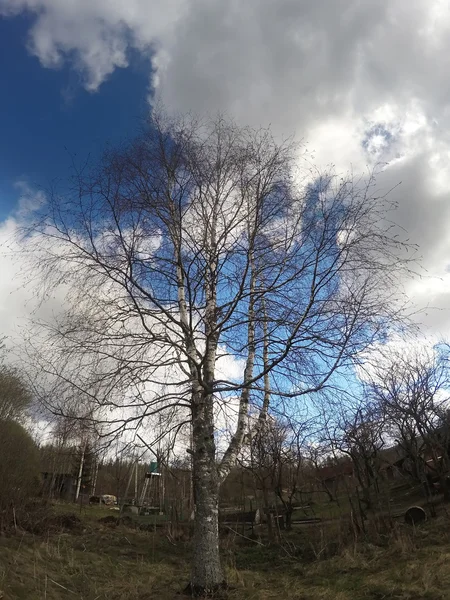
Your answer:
[1,506,450,599]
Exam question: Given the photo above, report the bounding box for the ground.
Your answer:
[1,503,450,599]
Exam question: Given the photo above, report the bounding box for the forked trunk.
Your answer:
[188,401,225,596]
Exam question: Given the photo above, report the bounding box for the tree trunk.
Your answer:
[91,459,99,496]
[320,481,335,503]
[439,476,450,502]
[75,442,86,502]
[285,505,293,531]
[188,401,225,596]
[360,486,373,510]
[262,485,274,543]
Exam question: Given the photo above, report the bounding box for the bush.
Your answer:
[0,366,32,422]
[0,419,41,525]
[19,507,83,534]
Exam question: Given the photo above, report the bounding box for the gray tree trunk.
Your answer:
[189,400,225,594]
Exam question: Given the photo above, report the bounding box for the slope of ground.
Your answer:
[1,505,450,599]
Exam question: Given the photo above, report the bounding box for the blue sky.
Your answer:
[0,0,450,340]
[0,14,150,221]
[1,0,450,450]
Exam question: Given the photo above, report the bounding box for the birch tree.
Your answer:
[21,110,413,594]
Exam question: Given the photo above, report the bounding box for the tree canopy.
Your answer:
[20,110,415,592]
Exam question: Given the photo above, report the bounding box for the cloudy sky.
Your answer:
[1,0,450,343]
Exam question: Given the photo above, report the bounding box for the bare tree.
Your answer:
[369,344,450,500]
[305,440,341,504]
[20,110,413,594]
[247,417,313,531]
[333,403,385,510]
[244,417,283,540]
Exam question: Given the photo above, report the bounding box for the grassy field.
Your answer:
[1,503,450,599]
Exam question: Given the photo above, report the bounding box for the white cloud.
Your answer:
[0,189,65,342]
[13,181,46,217]
[2,1,448,207]
[0,201,246,450]
[0,0,186,91]
[1,1,450,171]
[3,0,450,434]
